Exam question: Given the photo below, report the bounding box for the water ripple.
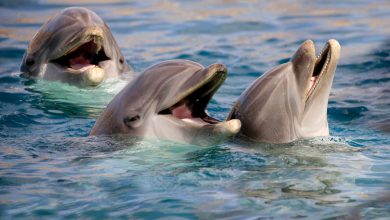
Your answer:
[0,0,390,219]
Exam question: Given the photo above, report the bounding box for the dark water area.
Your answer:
[0,0,389,219]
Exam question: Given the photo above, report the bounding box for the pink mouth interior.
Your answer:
[165,99,220,124]
[170,102,193,119]
[69,56,93,70]
[51,40,110,70]
[308,44,330,94]
[309,76,318,90]
[158,75,223,125]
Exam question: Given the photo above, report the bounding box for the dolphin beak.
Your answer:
[83,66,105,86]
[191,118,241,146]
[214,119,242,136]
[158,63,241,137]
[305,39,340,101]
[158,64,227,123]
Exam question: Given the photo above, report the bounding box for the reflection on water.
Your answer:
[335,38,390,133]
[25,77,131,118]
[0,0,390,219]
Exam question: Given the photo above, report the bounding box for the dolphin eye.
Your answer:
[26,58,35,66]
[124,115,141,128]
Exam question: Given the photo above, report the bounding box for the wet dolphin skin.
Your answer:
[228,40,341,143]
[20,7,132,86]
[90,60,241,146]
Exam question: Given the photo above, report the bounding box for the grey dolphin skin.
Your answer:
[228,39,341,143]
[20,7,131,86]
[90,60,241,146]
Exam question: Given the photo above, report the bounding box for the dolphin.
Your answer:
[20,7,131,86]
[90,60,241,146]
[227,39,341,143]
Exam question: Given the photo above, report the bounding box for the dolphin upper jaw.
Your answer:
[158,64,227,114]
[291,40,316,104]
[154,63,241,144]
[51,27,104,61]
[50,28,107,70]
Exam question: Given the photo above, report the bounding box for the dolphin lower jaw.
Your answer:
[193,119,241,146]
[148,115,241,146]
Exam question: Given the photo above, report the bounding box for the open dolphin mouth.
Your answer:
[306,41,332,100]
[50,34,109,71]
[158,68,226,125]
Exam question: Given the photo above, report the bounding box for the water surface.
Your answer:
[1,0,389,219]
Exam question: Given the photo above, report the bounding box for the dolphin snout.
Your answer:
[215,119,242,136]
[83,66,104,86]
[327,39,341,60]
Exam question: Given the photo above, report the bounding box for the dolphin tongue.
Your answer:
[170,102,193,119]
[69,55,93,70]
[169,101,221,125]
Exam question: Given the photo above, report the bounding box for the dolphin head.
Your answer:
[228,39,340,143]
[90,60,241,146]
[20,7,131,86]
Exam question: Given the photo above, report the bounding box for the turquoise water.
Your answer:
[1,0,390,219]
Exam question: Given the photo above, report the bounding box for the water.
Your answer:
[1,0,389,219]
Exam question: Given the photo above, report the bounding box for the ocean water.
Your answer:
[1,0,390,219]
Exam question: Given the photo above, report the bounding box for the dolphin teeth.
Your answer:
[316,40,330,59]
[50,38,109,71]
[306,42,331,100]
